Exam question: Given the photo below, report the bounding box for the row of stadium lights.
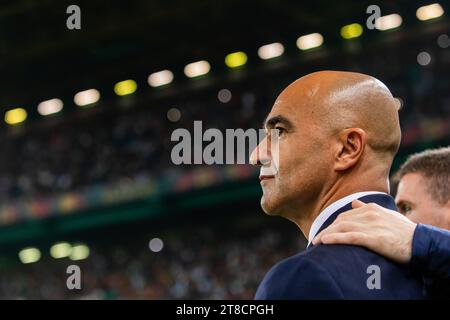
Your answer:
[18,242,90,264]
[3,3,446,126]
[17,237,164,264]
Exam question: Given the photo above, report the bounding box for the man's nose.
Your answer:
[250,138,271,166]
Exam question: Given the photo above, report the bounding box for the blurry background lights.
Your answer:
[167,107,181,122]
[218,89,232,103]
[148,70,174,87]
[74,89,100,106]
[5,108,27,125]
[114,79,137,96]
[375,14,403,31]
[225,51,248,68]
[296,33,324,50]
[18,247,41,264]
[417,51,432,66]
[50,242,72,259]
[257,42,285,60]
[184,60,210,78]
[69,244,90,261]
[149,238,164,252]
[416,3,444,21]
[340,23,363,39]
[37,98,63,116]
[437,34,450,48]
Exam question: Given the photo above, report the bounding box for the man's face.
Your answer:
[395,173,450,230]
[250,91,332,217]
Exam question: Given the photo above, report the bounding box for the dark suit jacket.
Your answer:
[412,224,450,298]
[254,194,428,299]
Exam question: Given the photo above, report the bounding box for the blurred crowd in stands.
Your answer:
[0,220,303,299]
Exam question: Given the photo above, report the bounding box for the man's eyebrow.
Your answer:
[263,115,294,129]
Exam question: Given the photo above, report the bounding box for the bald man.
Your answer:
[250,71,427,299]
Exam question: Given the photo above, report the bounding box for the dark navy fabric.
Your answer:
[411,224,450,298]
[254,194,428,299]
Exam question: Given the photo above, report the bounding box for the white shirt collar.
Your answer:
[307,191,388,246]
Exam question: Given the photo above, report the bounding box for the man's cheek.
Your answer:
[408,212,424,224]
[274,143,288,172]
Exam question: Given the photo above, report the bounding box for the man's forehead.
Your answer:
[400,172,427,185]
[271,96,297,114]
[282,77,322,98]
[274,81,323,110]
[266,93,310,120]
[264,99,294,124]
[396,173,425,198]
[264,77,328,128]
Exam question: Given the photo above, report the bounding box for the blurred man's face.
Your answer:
[395,172,450,230]
[250,93,331,217]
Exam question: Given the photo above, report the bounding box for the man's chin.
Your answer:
[260,196,281,216]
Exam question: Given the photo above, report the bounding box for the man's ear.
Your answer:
[334,128,366,171]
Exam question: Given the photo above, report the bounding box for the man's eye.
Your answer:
[275,127,285,136]
[399,204,412,215]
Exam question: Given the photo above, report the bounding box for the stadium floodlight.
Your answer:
[340,23,363,39]
[225,51,248,68]
[50,242,72,259]
[18,247,41,264]
[375,14,403,31]
[114,79,137,96]
[74,89,100,107]
[37,98,63,116]
[416,3,444,21]
[148,69,174,87]
[69,244,90,261]
[257,42,285,60]
[296,33,324,50]
[5,107,27,125]
[184,60,211,78]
